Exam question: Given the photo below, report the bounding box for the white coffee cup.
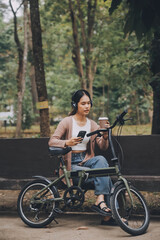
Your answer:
[98,117,109,128]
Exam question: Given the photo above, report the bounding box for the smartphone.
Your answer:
[77,131,86,139]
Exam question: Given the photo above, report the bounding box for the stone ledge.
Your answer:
[120,175,160,192]
[0,175,160,192]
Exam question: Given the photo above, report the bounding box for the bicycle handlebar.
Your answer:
[111,109,128,128]
[87,129,107,137]
[86,109,128,137]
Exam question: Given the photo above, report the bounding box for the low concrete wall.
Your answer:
[0,138,56,179]
[0,136,160,191]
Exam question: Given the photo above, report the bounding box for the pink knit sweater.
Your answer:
[48,116,109,171]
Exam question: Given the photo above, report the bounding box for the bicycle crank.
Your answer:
[63,186,85,209]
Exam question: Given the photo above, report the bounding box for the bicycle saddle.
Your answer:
[49,146,72,156]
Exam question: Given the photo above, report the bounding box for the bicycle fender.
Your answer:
[33,175,52,184]
[33,175,59,197]
[110,180,123,195]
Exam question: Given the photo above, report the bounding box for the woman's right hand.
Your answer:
[65,137,82,147]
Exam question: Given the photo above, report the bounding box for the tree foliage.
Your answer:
[109,0,160,40]
[0,7,17,111]
[0,0,154,132]
[107,0,160,133]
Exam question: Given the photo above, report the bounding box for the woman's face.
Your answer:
[77,94,91,116]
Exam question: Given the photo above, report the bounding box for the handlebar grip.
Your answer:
[117,109,128,120]
[87,110,128,137]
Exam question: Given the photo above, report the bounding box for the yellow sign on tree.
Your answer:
[36,101,49,110]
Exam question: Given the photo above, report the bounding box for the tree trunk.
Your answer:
[86,0,97,98]
[149,31,160,134]
[76,0,97,97]
[68,0,86,89]
[15,0,28,138]
[28,11,38,114]
[9,1,23,93]
[150,79,160,134]
[30,65,39,114]
[69,0,97,97]
[29,0,50,137]
[76,0,87,56]
[9,0,28,138]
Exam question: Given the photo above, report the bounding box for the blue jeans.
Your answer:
[71,153,113,207]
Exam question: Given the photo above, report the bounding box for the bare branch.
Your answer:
[16,0,25,14]
[9,0,16,16]
[9,0,25,16]
[9,0,24,15]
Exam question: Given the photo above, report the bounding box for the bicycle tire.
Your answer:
[17,179,59,228]
[110,184,150,235]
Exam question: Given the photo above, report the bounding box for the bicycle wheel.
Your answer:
[111,184,150,235]
[17,179,59,228]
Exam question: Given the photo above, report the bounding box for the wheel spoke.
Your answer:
[17,180,58,227]
[111,185,150,235]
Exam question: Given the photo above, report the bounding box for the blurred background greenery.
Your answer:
[0,0,157,136]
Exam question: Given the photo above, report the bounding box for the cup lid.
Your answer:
[98,117,108,120]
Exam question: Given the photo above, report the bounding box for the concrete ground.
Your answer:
[0,189,160,240]
[0,212,160,240]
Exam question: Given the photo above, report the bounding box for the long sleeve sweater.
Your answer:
[48,116,109,171]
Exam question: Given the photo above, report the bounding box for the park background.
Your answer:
[0,0,160,215]
[0,0,160,138]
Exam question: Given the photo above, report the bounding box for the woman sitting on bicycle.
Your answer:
[49,89,115,225]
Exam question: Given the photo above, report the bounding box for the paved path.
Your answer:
[0,212,160,240]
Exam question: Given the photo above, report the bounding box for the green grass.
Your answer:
[0,124,152,138]
[112,124,152,136]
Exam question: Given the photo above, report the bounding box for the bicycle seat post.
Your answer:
[58,156,65,166]
[58,155,71,188]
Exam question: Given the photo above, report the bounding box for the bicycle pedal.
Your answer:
[54,208,63,214]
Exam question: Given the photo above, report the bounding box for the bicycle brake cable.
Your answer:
[115,123,124,167]
[92,132,102,142]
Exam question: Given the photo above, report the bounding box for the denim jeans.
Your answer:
[71,153,113,207]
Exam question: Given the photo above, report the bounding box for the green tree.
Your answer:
[9,0,29,137]
[88,2,152,123]
[41,0,152,124]
[29,0,50,137]
[108,0,160,133]
[40,0,81,118]
[0,12,17,111]
[0,0,153,131]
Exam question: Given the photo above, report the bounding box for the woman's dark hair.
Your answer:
[69,89,92,116]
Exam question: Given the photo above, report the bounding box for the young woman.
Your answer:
[49,89,116,225]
